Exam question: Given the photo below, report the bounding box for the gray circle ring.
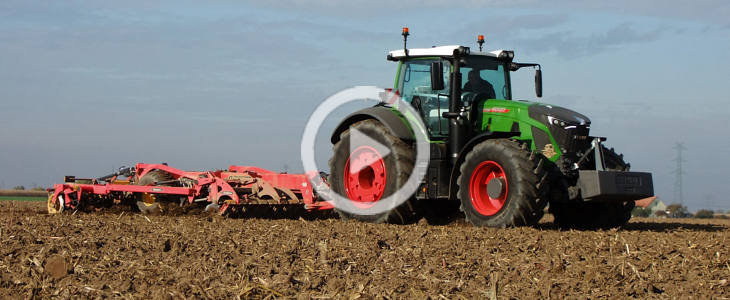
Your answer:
[300,86,430,215]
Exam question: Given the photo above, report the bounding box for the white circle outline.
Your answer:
[300,86,430,216]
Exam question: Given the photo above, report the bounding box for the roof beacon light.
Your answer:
[477,35,485,52]
[402,27,410,57]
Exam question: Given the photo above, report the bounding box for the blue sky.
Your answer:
[1,1,728,211]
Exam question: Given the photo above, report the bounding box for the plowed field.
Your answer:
[1,201,729,299]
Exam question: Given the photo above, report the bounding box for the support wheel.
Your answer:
[47,193,64,214]
[457,139,548,227]
[328,119,420,224]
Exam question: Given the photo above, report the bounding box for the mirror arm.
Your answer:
[511,62,540,71]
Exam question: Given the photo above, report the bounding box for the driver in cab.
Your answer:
[463,69,496,99]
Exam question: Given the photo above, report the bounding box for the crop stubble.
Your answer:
[0,201,728,299]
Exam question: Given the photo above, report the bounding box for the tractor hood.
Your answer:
[527,103,591,126]
[526,102,592,157]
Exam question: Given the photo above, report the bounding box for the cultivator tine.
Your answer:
[219,203,230,216]
[277,187,299,204]
[251,179,281,203]
[204,203,220,213]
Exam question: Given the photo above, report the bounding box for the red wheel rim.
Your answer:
[343,145,387,209]
[469,160,508,216]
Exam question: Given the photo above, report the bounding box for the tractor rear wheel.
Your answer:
[549,145,635,229]
[328,119,420,224]
[457,139,548,227]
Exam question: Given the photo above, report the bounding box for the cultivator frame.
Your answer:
[48,163,333,215]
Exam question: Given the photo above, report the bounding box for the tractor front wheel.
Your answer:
[457,139,548,227]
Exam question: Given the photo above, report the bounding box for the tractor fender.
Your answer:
[448,131,521,200]
[330,106,413,144]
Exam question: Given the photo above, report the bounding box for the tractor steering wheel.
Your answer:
[461,92,491,107]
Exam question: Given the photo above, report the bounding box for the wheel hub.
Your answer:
[469,160,509,216]
[344,145,387,208]
[487,177,505,199]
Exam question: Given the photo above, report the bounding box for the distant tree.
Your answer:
[12,185,25,190]
[632,206,651,217]
[695,209,714,219]
[666,203,690,218]
[30,187,46,191]
[654,210,668,217]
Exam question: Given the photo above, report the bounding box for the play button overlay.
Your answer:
[348,128,391,174]
[300,86,430,216]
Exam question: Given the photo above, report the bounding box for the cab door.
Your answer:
[397,59,451,139]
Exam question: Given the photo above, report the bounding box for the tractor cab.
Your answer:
[387,45,541,139]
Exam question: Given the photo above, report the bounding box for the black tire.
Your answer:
[549,145,635,229]
[328,119,420,224]
[457,139,548,227]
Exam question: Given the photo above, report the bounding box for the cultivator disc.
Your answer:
[134,170,173,214]
[136,193,161,214]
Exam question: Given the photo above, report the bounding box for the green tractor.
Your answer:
[328,30,653,228]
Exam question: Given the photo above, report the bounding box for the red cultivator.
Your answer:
[47,163,333,216]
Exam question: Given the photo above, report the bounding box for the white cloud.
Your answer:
[251,0,729,26]
[510,23,668,58]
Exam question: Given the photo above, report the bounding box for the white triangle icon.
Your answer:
[349,128,392,173]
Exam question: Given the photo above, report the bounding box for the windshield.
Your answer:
[460,56,510,100]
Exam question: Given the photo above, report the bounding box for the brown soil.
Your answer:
[1,201,729,299]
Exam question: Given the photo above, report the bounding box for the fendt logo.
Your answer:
[484,107,510,113]
[300,86,430,216]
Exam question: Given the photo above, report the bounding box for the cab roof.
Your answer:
[388,45,512,59]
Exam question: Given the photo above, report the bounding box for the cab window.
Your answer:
[398,59,450,103]
[398,59,451,137]
[460,57,508,100]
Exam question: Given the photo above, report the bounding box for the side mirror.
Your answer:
[430,61,445,91]
[535,69,543,98]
